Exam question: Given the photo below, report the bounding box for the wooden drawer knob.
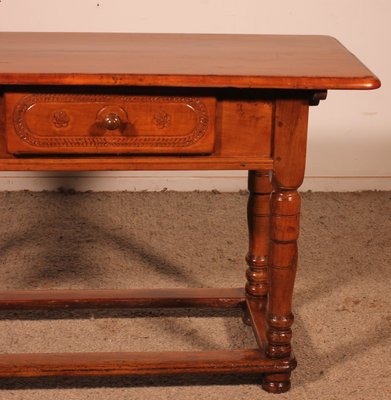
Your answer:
[103,112,122,130]
[96,106,128,133]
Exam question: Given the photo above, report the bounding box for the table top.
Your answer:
[0,33,380,90]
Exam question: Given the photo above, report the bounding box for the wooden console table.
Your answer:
[0,33,380,393]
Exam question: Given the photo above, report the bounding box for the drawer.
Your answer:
[5,93,216,155]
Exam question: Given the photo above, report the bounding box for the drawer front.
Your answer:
[5,93,216,154]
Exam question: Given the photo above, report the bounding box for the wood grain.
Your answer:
[5,93,216,155]
[0,32,381,392]
[0,288,245,310]
[0,33,380,89]
[261,98,309,392]
[0,155,273,171]
[0,349,294,378]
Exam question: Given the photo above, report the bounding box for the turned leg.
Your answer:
[243,170,272,325]
[266,189,299,359]
[261,98,309,393]
[261,189,300,393]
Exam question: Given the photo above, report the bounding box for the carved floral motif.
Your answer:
[52,110,70,128]
[153,111,171,129]
[13,94,210,148]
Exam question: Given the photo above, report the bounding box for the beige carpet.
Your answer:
[0,190,389,399]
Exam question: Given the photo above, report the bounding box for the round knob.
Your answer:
[103,112,121,130]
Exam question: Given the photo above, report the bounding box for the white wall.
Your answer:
[0,0,389,191]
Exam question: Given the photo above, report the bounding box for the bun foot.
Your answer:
[262,372,291,393]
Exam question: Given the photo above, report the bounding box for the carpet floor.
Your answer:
[0,190,389,400]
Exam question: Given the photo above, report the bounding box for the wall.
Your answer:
[0,0,389,191]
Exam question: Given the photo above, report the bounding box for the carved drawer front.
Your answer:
[5,93,216,155]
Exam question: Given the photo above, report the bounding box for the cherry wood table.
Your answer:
[0,33,380,393]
